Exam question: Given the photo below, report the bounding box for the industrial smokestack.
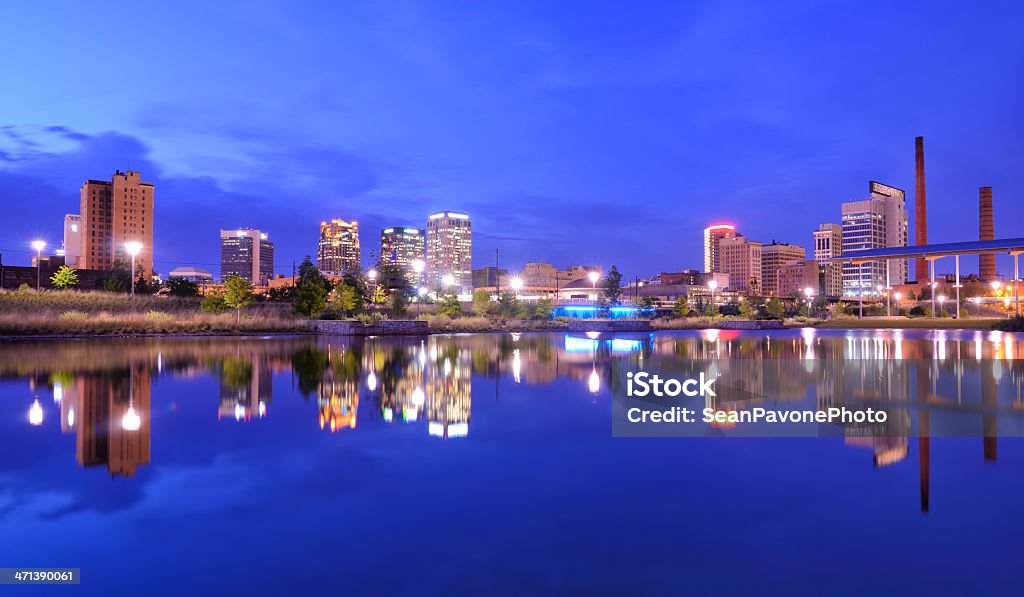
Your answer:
[979,186,995,281]
[914,136,928,282]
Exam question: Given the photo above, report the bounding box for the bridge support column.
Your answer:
[955,255,960,319]
[929,259,936,319]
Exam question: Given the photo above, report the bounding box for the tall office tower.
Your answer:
[719,236,762,294]
[760,241,806,296]
[813,223,843,298]
[380,227,425,284]
[979,187,995,281]
[220,228,274,285]
[317,219,361,275]
[914,136,928,281]
[426,211,472,293]
[703,224,737,273]
[841,181,908,296]
[63,214,82,268]
[79,170,154,275]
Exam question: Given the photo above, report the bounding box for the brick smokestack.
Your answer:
[979,186,995,280]
[914,136,928,281]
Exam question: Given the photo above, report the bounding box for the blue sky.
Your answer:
[1,0,1023,278]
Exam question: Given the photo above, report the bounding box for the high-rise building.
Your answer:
[719,236,762,294]
[426,211,472,293]
[703,224,737,273]
[63,214,81,268]
[380,227,425,284]
[761,242,806,296]
[813,223,843,297]
[841,181,908,296]
[318,219,361,275]
[220,229,274,285]
[777,260,820,298]
[79,170,154,275]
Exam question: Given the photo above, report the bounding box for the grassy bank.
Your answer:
[419,314,568,333]
[814,317,1002,330]
[0,289,311,336]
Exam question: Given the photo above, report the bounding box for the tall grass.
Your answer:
[418,314,567,332]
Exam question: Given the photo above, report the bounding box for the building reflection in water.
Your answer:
[5,331,1023,508]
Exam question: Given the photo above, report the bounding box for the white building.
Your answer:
[841,182,908,296]
[813,223,843,297]
[168,267,214,284]
[426,211,472,294]
[63,214,81,268]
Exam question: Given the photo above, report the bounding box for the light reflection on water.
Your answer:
[2,329,1024,594]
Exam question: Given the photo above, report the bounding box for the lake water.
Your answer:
[2,329,1023,595]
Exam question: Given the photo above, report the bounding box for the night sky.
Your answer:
[2,1,1023,278]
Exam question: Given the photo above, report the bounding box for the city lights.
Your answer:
[31,239,45,290]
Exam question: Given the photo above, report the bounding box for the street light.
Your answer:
[417,286,427,315]
[124,241,143,301]
[804,286,814,318]
[938,295,947,318]
[442,273,455,289]
[510,277,523,296]
[412,258,425,290]
[708,279,718,320]
[367,268,378,282]
[31,240,46,290]
[28,398,43,426]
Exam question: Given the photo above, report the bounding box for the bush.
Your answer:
[201,295,228,314]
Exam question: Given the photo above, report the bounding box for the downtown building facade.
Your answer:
[426,211,472,293]
[813,223,843,298]
[380,227,425,285]
[317,219,361,275]
[719,236,762,294]
[220,228,274,286]
[760,241,806,296]
[841,181,908,297]
[62,214,82,268]
[79,170,154,276]
[703,224,737,273]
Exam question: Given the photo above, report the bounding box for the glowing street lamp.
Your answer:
[804,286,814,318]
[124,241,143,301]
[938,295,947,318]
[442,273,455,289]
[510,277,523,296]
[367,268,378,282]
[31,240,46,290]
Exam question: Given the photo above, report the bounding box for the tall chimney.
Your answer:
[914,136,928,281]
[979,186,995,280]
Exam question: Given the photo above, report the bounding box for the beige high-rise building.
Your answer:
[841,181,908,296]
[761,242,806,296]
[318,219,361,274]
[720,236,762,294]
[813,223,843,297]
[80,170,154,275]
[426,211,472,293]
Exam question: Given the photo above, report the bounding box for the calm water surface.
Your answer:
[2,329,1023,596]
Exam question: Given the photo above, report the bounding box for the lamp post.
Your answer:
[708,279,718,320]
[991,281,1002,318]
[367,268,378,283]
[124,241,143,302]
[510,277,523,297]
[412,258,425,288]
[417,286,427,315]
[938,295,947,318]
[31,240,46,290]
[442,273,455,293]
[804,286,814,318]
[894,292,902,317]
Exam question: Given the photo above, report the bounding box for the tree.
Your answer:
[294,256,330,317]
[472,289,493,316]
[437,292,462,317]
[531,296,554,320]
[390,288,408,317]
[336,282,363,316]
[166,276,199,297]
[267,285,295,302]
[672,295,689,317]
[602,265,624,306]
[50,265,79,289]
[102,256,132,293]
[766,297,785,318]
[223,273,255,322]
[739,300,754,318]
[201,292,228,314]
[497,290,520,318]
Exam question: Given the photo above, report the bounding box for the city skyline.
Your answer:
[2,2,1024,279]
